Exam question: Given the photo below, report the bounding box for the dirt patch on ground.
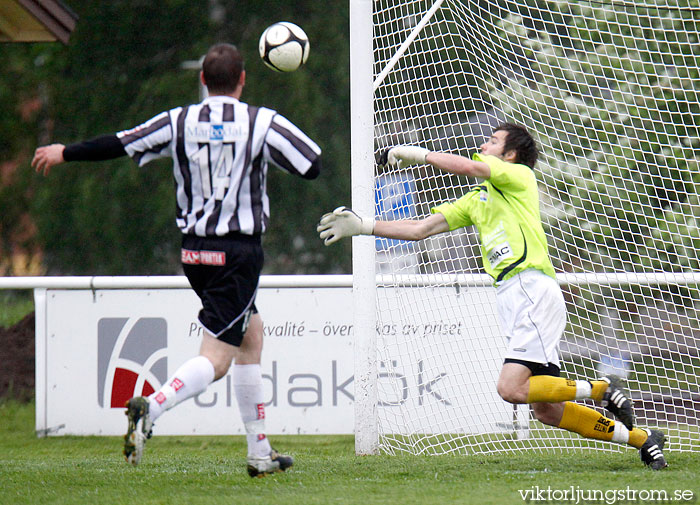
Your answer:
[0,312,35,402]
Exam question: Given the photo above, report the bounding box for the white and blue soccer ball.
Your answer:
[259,22,310,72]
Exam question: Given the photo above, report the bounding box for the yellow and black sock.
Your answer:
[526,376,610,403]
[527,376,578,403]
[557,402,649,448]
[557,402,615,441]
[589,380,609,402]
[628,428,649,449]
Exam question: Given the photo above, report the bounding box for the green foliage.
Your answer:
[1,0,351,275]
[488,2,700,276]
[0,290,34,328]
[0,46,51,269]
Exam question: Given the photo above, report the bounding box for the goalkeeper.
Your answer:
[317,123,666,470]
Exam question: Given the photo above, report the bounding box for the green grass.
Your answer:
[1,401,699,505]
[0,290,34,327]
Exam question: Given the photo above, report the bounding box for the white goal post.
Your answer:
[351,0,700,455]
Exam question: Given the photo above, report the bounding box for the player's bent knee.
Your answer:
[533,408,555,426]
[532,403,563,426]
[497,383,526,404]
[210,356,234,380]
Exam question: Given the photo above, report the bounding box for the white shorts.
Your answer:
[496,269,566,368]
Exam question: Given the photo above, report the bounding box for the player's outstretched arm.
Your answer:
[380,146,490,178]
[317,206,448,246]
[31,144,66,176]
[32,135,128,176]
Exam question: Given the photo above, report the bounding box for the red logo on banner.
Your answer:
[110,368,155,408]
[170,378,184,391]
[257,434,266,441]
[154,392,167,405]
[257,403,266,420]
[97,317,168,409]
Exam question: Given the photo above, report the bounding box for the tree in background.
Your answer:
[485,1,700,337]
[487,1,700,275]
[0,0,350,275]
[0,47,47,275]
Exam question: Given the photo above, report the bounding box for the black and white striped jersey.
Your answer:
[116,95,321,236]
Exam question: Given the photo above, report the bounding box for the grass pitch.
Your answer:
[1,400,698,505]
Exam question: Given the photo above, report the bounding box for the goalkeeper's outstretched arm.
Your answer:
[380,145,491,178]
[373,213,448,241]
[317,206,448,246]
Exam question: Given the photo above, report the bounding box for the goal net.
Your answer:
[362,0,700,455]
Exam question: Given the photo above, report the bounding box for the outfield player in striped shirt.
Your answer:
[32,43,321,477]
[317,123,667,470]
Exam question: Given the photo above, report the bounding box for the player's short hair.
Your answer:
[202,43,244,95]
[495,123,538,169]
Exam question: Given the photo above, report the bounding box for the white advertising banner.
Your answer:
[35,282,522,437]
[36,287,355,436]
[375,286,528,437]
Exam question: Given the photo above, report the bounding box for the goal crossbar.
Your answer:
[377,272,700,288]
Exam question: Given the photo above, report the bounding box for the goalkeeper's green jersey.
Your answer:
[431,153,556,285]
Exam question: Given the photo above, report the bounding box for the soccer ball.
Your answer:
[259,22,310,72]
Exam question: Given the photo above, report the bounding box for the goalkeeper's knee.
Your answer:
[532,402,565,426]
[496,382,528,404]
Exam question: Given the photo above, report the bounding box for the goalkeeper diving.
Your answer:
[317,123,667,470]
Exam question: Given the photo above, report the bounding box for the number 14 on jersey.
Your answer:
[192,144,234,200]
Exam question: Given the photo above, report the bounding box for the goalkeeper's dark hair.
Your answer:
[202,43,244,95]
[495,123,538,169]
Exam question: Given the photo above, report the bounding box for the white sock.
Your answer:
[234,364,272,458]
[574,381,593,400]
[611,421,630,444]
[147,355,215,421]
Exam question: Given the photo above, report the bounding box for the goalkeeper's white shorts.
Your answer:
[496,268,566,368]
